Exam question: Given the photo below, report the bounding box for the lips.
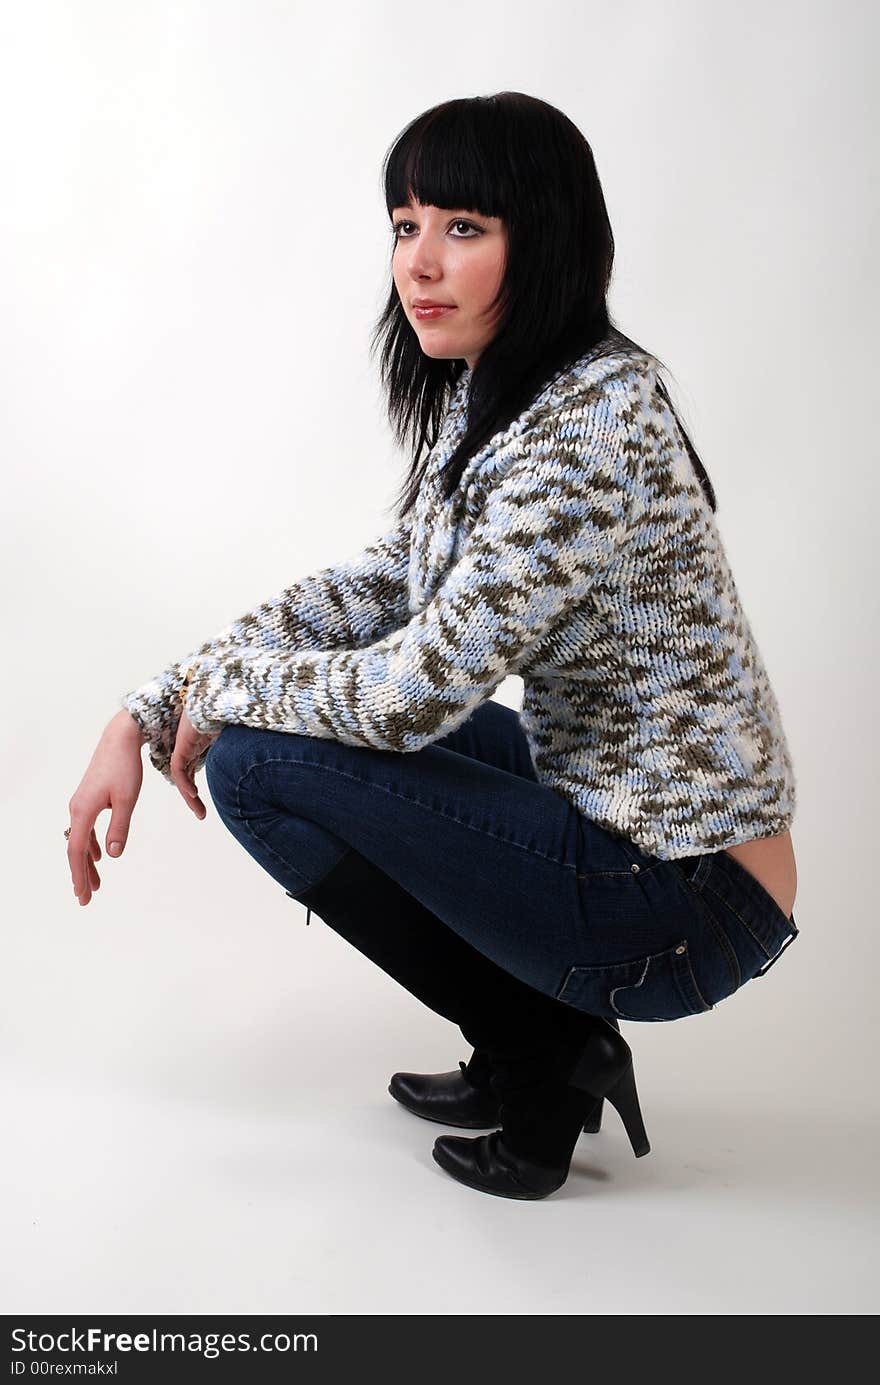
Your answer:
[412,300,455,308]
[413,302,457,320]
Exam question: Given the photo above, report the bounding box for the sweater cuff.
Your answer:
[181,659,227,736]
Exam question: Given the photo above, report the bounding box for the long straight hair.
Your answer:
[369,92,717,520]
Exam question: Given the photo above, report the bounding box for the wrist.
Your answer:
[109,707,147,746]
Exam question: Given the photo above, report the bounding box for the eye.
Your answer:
[391,218,482,240]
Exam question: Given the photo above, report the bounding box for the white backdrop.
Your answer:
[2,0,876,1316]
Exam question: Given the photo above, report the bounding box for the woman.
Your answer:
[66,92,799,1201]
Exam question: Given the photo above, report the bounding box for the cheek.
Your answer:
[468,255,504,308]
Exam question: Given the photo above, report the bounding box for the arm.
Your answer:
[121,513,413,781]
[181,387,640,753]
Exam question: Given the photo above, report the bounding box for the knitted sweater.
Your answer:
[121,332,796,860]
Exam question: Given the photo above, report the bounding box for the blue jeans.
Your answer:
[203,699,799,1024]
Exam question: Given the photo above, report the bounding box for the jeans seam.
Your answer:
[700,880,774,961]
[233,756,578,874]
[232,768,318,898]
[680,949,713,1013]
[684,882,742,991]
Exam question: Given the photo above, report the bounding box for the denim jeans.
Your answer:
[203,699,799,1024]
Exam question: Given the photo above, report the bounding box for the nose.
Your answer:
[405,236,444,281]
[408,256,440,283]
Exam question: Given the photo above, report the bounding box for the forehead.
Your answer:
[391,199,498,219]
[392,199,468,211]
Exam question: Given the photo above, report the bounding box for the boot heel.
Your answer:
[565,1017,650,1157]
[581,1096,603,1133]
[603,1061,650,1157]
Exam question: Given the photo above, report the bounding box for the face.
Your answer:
[391,197,507,369]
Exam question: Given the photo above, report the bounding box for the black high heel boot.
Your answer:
[289,850,641,1180]
[388,1042,607,1133]
[432,1012,650,1200]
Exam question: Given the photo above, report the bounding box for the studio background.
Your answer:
[2,0,876,1315]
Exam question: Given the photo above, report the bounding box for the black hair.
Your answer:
[369,91,717,519]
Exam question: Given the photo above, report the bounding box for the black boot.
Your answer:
[388,1055,501,1129]
[289,850,641,1171]
[432,1010,650,1200]
[388,1042,607,1133]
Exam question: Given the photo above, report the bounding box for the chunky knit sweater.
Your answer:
[121,332,797,860]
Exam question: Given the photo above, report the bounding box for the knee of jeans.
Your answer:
[203,724,251,808]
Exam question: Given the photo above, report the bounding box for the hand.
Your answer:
[169,708,222,821]
[67,713,145,906]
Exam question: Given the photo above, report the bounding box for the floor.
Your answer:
[3,929,877,1315]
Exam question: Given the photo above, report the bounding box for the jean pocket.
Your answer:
[556,939,713,1021]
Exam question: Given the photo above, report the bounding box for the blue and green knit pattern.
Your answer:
[121,333,796,860]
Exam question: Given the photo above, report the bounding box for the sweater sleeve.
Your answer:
[181,398,639,753]
[120,514,413,782]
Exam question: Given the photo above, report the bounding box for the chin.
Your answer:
[417,335,462,357]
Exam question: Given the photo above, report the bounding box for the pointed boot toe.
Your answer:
[432,1131,569,1200]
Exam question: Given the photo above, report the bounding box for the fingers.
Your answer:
[69,795,134,905]
[68,821,101,905]
[73,846,101,906]
[170,713,217,819]
[67,806,92,903]
[179,774,207,819]
[170,753,208,820]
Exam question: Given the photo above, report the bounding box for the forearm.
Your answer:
[120,515,413,782]
[182,409,637,754]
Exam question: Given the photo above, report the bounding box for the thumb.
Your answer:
[106,814,131,857]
